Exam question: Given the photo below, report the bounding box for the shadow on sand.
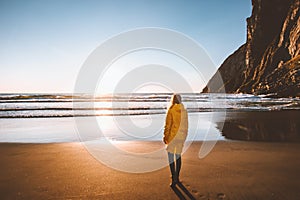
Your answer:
[171,182,196,200]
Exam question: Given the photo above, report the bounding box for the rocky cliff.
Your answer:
[203,0,300,97]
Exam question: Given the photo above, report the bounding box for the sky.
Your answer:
[0,0,252,93]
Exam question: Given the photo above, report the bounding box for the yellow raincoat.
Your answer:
[163,103,188,154]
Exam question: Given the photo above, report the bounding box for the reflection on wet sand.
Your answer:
[218,110,300,142]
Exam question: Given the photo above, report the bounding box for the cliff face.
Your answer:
[203,0,300,97]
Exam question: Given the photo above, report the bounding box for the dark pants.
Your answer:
[168,152,182,182]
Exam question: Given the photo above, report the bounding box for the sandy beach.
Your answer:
[1,141,300,200]
[1,0,299,199]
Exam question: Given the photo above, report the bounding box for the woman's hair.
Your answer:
[171,94,182,104]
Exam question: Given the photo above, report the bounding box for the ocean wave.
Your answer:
[0,93,299,118]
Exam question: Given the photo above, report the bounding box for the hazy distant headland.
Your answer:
[203,0,300,97]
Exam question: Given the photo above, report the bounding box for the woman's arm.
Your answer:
[163,110,173,144]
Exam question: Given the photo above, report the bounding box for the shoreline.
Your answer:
[1,141,300,199]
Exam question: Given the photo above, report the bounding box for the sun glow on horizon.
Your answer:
[95,49,206,94]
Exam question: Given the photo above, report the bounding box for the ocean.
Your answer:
[0,93,299,143]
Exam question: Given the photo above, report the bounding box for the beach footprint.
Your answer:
[198,194,207,199]
[192,189,199,195]
[217,192,226,200]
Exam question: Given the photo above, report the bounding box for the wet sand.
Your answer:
[1,141,300,199]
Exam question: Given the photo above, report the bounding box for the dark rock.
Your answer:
[218,111,300,142]
[202,45,246,93]
[203,0,300,97]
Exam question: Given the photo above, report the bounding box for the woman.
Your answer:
[163,94,188,187]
